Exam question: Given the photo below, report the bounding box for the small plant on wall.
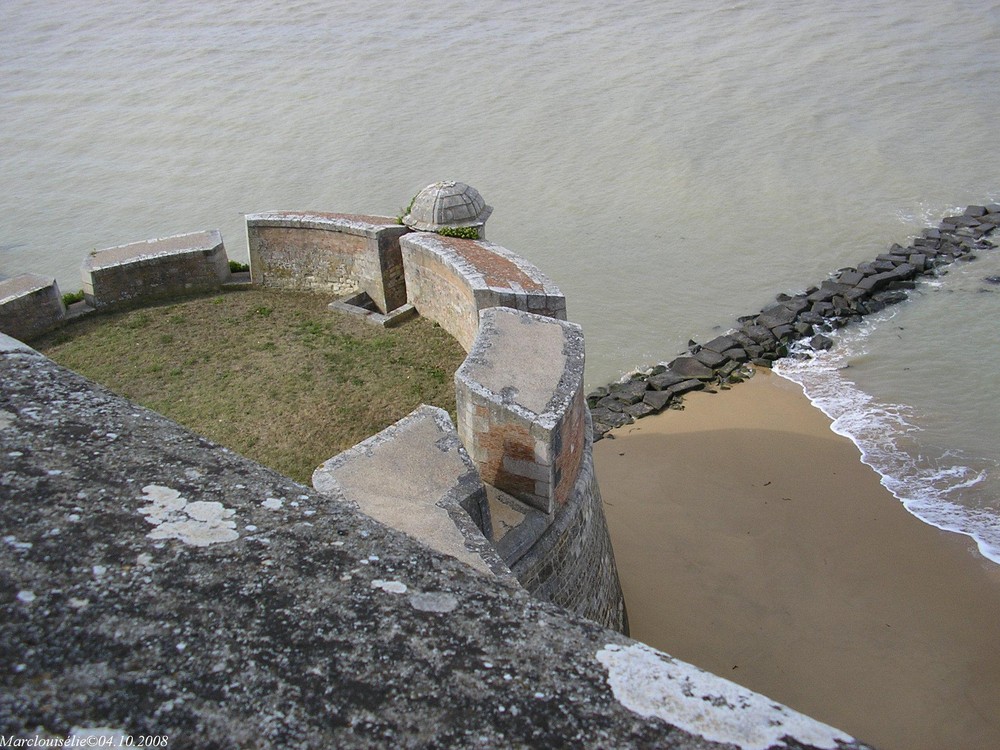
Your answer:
[436,226,481,240]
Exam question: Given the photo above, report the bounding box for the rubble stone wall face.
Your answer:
[82,230,230,310]
[246,213,408,312]
[0,274,65,341]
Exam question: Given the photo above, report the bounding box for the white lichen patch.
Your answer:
[596,642,850,750]
[371,579,408,594]
[138,484,238,547]
[16,590,36,604]
[262,497,284,510]
[408,591,459,613]
[0,409,15,430]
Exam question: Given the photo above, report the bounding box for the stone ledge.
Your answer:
[81,230,230,310]
[400,232,567,318]
[311,405,513,582]
[246,212,408,240]
[456,308,586,514]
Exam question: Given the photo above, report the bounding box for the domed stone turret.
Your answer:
[403,181,493,238]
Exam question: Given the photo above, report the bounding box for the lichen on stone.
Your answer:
[138,484,238,547]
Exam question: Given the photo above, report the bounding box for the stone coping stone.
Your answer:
[245,211,408,239]
[312,405,512,582]
[0,273,58,306]
[400,232,565,302]
[82,230,225,272]
[0,344,872,750]
[458,307,584,428]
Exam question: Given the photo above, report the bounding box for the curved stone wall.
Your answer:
[247,212,408,313]
[400,232,566,350]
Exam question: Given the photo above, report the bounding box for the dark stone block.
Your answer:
[810,334,834,351]
[743,324,777,345]
[837,269,866,286]
[701,334,737,353]
[609,379,648,405]
[596,395,627,413]
[781,296,811,314]
[624,401,655,418]
[771,324,796,341]
[964,205,987,217]
[642,389,672,412]
[647,370,688,391]
[873,290,908,305]
[756,304,797,329]
[667,356,716,380]
[797,311,827,326]
[668,379,706,396]
[722,347,748,363]
[811,301,835,317]
[693,348,729,369]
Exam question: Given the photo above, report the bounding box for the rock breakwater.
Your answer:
[589,204,1000,440]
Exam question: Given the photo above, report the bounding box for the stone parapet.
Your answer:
[0,273,65,341]
[247,212,408,313]
[456,307,586,515]
[400,232,566,351]
[81,229,230,310]
[312,405,513,583]
[0,341,872,750]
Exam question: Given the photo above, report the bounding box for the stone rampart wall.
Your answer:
[82,229,230,310]
[247,212,408,313]
[0,205,626,635]
[400,232,567,350]
[0,274,65,341]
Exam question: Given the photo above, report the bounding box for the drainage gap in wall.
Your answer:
[328,291,417,328]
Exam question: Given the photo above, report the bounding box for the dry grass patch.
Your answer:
[35,290,466,484]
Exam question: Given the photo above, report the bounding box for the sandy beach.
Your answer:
[594,370,1000,750]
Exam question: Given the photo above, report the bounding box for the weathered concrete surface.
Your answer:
[312,405,512,582]
[0,339,874,750]
[0,273,65,341]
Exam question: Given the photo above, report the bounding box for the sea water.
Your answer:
[3,0,998,561]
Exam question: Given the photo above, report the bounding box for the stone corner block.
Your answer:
[455,307,586,514]
[0,273,66,341]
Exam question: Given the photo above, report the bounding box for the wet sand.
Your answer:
[594,370,1000,750]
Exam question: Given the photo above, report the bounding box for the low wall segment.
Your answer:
[246,212,408,313]
[81,229,230,311]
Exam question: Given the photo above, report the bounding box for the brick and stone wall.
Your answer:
[455,308,586,515]
[0,274,65,341]
[247,212,408,313]
[82,229,231,310]
[400,233,567,350]
[508,412,627,632]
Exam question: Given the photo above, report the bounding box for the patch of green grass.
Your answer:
[62,289,86,306]
[34,290,465,484]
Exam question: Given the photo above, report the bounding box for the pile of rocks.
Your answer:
[589,204,1000,440]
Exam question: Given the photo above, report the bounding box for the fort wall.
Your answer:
[0,195,626,634]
